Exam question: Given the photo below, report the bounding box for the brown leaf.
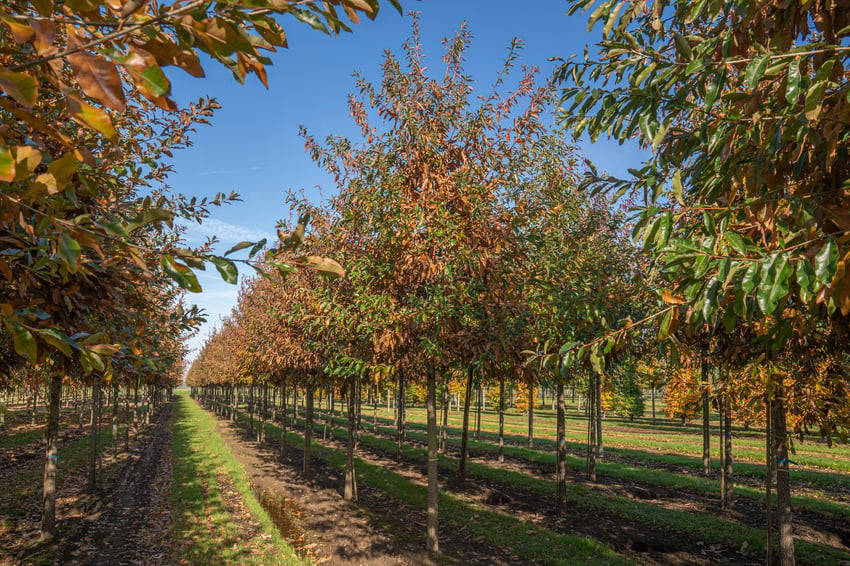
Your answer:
[28,18,55,54]
[67,31,125,111]
[141,38,205,78]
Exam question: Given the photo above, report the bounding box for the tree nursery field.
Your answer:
[3,1,850,565]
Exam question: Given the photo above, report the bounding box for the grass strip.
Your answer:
[237,408,632,566]
[171,392,301,566]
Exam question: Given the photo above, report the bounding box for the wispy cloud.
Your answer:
[181,217,275,245]
[198,165,269,177]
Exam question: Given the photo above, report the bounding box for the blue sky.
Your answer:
[167,0,648,362]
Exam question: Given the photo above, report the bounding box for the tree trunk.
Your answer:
[474,384,482,440]
[766,394,773,566]
[459,364,474,481]
[527,380,534,448]
[397,368,405,461]
[556,382,567,514]
[112,381,119,457]
[303,385,313,475]
[702,365,710,476]
[594,372,602,457]
[724,396,734,508]
[344,376,358,502]
[88,374,101,492]
[498,374,505,463]
[773,392,795,566]
[425,361,439,556]
[651,386,656,425]
[439,384,449,453]
[587,374,596,482]
[280,378,287,458]
[41,373,62,540]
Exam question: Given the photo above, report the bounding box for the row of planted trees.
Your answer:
[0,0,398,545]
[186,19,654,555]
[187,13,850,565]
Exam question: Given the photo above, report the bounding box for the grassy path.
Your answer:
[171,391,302,566]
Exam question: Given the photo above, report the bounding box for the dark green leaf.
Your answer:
[211,256,239,284]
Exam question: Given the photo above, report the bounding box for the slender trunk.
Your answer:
[773,392,795,566]
[40,374,62,540]
[280,378,287,458]
[702,365,710,476]
[344,376,358,502]
[587,374,596,482]
[528,380,534,448]
[498,375,505,463]
[88,375,101,492]
[556,382,567,514]
[124,390,130,453]
[425,361,439,556]
[766,394,773,566]
[724,396,734,508]
[439,384,448,453]
[397,368,405,462]
[459,364,474,481]
[594,372,602,457]
[112,381,119,457]
[474,385,482,440]
[355,379,362,449]
[651,386,656,425]
[303,385,313,475]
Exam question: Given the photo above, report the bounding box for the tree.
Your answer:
[556,1,850,562]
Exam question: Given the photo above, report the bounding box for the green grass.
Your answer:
[267,406,850,566]
[171,391,302,566]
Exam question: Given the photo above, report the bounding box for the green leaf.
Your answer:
[815,239,838,284]
[744,55,768,88]
[796,259,816,302]
[58,231,82,272]
[0,68,38,108]
[39,329,74,357]
[126,208,174,233]
[756,253,791,315]
[161,254,202,292]
[804,58,835,120]
[785,59,801,104]
[672,169,684,204]
[741,261,759,294]
[224,241,254,256]
[672,33,692,61]
[0,145,14,182]
[6,319,37,362]
[211,256,239,284]
[725,232,746,255]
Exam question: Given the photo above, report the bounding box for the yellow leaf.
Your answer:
[63,88,116,141]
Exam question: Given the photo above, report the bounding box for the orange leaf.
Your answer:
[142,38,205,78]
[662,289,687,304]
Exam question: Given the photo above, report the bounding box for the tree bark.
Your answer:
[88,374,101,492]
[474,384,482,440]
[556,382,566,514]
[459,364,474,481]
[425,360,439,556]
[280,378,287,458]
[439,384,449,453]
[724,395,734,508]
[766,394,773,566]
[41,373,62,540]
[702,364,710,476]
[587,374,596,482]
[498,374,505,463]
[303,385,313,475]
[344,375,358,502]
[773,392,795,566]
[651,386,656,425]
[527,380,534,448]
[397,368,405,462]
[594,372,602,457]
